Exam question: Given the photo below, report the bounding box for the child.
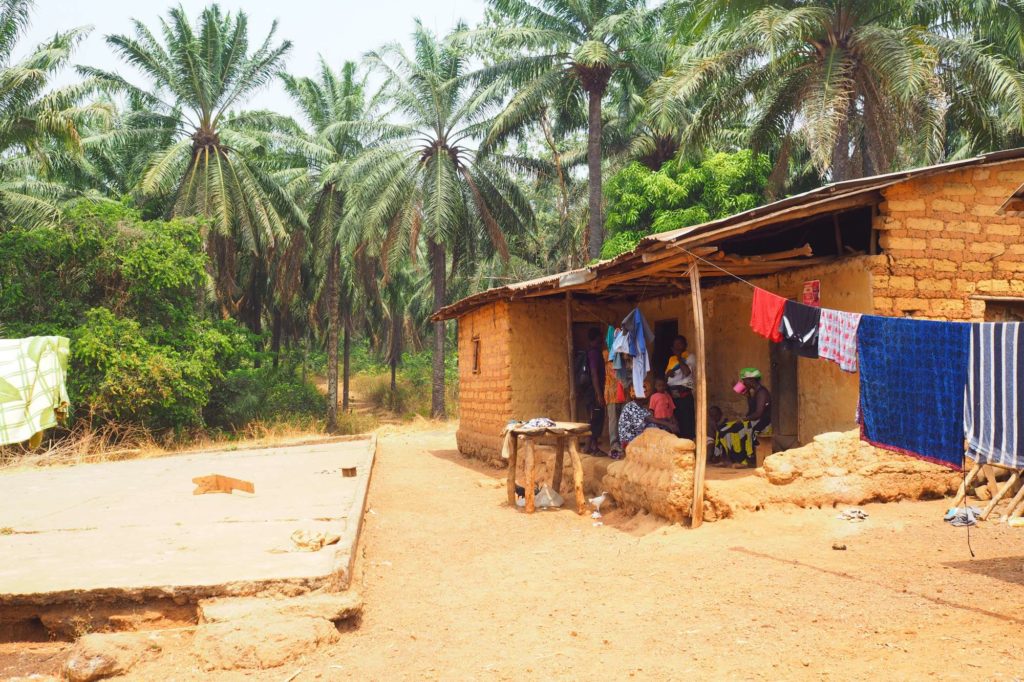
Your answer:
[647,376,679,434]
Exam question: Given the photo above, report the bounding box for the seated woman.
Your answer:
[715,368,772,468]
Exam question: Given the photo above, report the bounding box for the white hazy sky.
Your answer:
[23,0,487,120]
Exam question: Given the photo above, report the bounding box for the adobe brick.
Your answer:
[931,198,965,213]
[907,217,945,232]
[929,237,964,251]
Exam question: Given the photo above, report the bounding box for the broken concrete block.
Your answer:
[193,616,339,670]
[198,591,363,625]
[62,631,163,682]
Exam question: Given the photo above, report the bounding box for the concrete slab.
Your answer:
[0,436,375,605]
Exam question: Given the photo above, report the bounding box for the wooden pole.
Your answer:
[689,262,708,528]
[565,292,576,422]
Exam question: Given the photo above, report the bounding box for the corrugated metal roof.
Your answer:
[435,147,1024,320]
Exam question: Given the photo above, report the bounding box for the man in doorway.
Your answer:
[665,335,697,439]
[582,327,606,454]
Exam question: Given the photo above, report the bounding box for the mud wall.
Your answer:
[509,299,572,422]
[455,301,513,462]
[874,158,1024,320]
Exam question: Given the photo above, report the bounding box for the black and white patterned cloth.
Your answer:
[618,400,650,447]
[965,322,1024,469]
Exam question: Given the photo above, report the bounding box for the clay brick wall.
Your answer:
[509,299,571,422]
[874,160,1024,320]
[455,301,512,462]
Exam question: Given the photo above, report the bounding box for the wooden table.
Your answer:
[505,421,590,514]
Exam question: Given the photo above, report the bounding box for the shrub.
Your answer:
[205,367,326,431]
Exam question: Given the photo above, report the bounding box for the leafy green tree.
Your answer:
[601,149,769,257]
[350,21,533,417]
[656,1,1024,181]
[83,4,307,334]
[472,0,659,260]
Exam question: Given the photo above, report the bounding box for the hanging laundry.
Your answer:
[819,308,863,372]
[749,287,786,342]
[857,316,968,469]
[777,300,821,358]
[0,336,70,447]
[964,322,1024,469]
[608,326,627,370]
[621,309,653,398]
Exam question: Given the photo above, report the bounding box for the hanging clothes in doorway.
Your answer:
[965,322,1024,469]
[621,308,654,398]
[856,315,968,469]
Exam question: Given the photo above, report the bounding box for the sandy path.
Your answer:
[26,425,1024,680]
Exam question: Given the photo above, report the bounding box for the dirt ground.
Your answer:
[5,423,1024,681]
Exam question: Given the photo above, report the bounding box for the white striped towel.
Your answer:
[965,322,1024,469]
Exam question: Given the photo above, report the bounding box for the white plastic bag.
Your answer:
[535,485,564,509]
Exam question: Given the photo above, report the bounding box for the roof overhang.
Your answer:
[434,147,1024,321]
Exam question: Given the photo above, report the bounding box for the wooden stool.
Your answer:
[505,422,589,514]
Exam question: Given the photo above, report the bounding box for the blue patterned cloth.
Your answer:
[857,315,969,469]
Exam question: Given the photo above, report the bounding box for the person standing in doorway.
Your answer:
[665,335,697,439]
[583,327,606,454]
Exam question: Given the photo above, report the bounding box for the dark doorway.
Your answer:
[769,342,798,450]
[652,319,679,379]
[984,299,1024,322]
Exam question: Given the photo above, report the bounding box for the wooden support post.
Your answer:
[552,438,565,493]
[567,436,586,514]
[951,461,982,508]
[506,434,519,507]
[832,214,844,255]
[980,470,1019,520]
[524,438,536,514]
[565,292,576,422]
[1003,475,1024,519]
[689,262,708,528]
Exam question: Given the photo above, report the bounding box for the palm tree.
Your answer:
[654,1,1024,181]
[282,59,381,430]
[83,4,307,334]
[350,21,534,417]
[0,0,98,227]
[469,0,658,260]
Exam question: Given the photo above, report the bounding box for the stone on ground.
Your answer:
[192,615,340,670]
[62,631,163,682]
[198,590,363,624]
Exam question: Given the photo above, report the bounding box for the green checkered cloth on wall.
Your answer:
[0,336,70,446]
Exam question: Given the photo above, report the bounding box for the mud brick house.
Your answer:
[434,149,1024,523]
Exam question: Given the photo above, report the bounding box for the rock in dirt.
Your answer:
[62,631,163,682]
[198,591,362,624]
[193,616,340,670]
[832,542,847,551]
[476,478,503,489]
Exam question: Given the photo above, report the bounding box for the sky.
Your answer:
[23,0,488,120]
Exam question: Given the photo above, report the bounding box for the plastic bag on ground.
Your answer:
[535,485,564,509]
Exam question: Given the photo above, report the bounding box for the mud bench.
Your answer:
[504,421,589,514]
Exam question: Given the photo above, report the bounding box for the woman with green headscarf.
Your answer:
[714,368,772,468]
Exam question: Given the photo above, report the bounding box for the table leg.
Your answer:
[552,438,565,493]
[567,437,586,515]
[524,438,536,513]
[506,434,519,507]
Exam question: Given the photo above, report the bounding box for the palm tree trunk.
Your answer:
[342,321,351,412]
[831,96,854,182]
[586,89,604,261]
[326,245,340,432]
[270,309,283,369]
[430,238,447,418]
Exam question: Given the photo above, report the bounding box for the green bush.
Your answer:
[205,367,326,431]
